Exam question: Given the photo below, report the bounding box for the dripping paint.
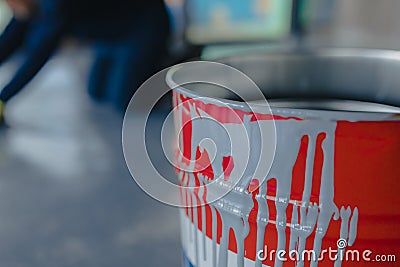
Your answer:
[174,90,400,267]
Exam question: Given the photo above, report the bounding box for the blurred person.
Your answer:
[0,0,171,120]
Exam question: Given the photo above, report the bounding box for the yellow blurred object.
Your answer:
[0,100,5,124]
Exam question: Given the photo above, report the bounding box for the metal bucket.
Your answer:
[168,49,400,267]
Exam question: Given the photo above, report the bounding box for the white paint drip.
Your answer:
[176,97,360,267]
[348,208,358,246]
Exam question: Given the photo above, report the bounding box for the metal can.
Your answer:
[168,49,400,267]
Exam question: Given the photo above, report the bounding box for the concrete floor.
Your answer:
[0,48,181,267]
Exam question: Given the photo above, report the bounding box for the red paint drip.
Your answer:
[247,178,260,194]
[222,156,234,181]
[194,146,214,180]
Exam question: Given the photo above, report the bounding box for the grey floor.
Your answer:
[0,48,181,267]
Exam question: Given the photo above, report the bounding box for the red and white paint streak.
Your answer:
[173,90,400,267]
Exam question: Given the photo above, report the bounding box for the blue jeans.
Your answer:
[88,27,168,111]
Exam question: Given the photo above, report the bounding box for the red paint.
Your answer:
[179,93,302,123]
[175,91,400,266]
[247,178,260,194]
[195,146,214,180]
[181,102,193,166]
[222,156,234,181]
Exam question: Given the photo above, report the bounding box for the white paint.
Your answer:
[175,95,363,267]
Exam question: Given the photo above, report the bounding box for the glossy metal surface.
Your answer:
[172,49,400,267]
[206,49,400,108]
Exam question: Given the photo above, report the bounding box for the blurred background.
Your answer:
[0,0,399,266]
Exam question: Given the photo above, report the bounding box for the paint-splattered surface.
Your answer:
[0,48,181,267]
[173,89,400,267]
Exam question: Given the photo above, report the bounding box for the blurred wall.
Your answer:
[305,0,400,50]
[1,0,400,50]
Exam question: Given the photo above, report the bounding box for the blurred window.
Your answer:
[186,0,292,43]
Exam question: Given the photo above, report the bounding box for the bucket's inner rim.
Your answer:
[253,98,400,114]
[167,50,400,115]
[178,82,400,114]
